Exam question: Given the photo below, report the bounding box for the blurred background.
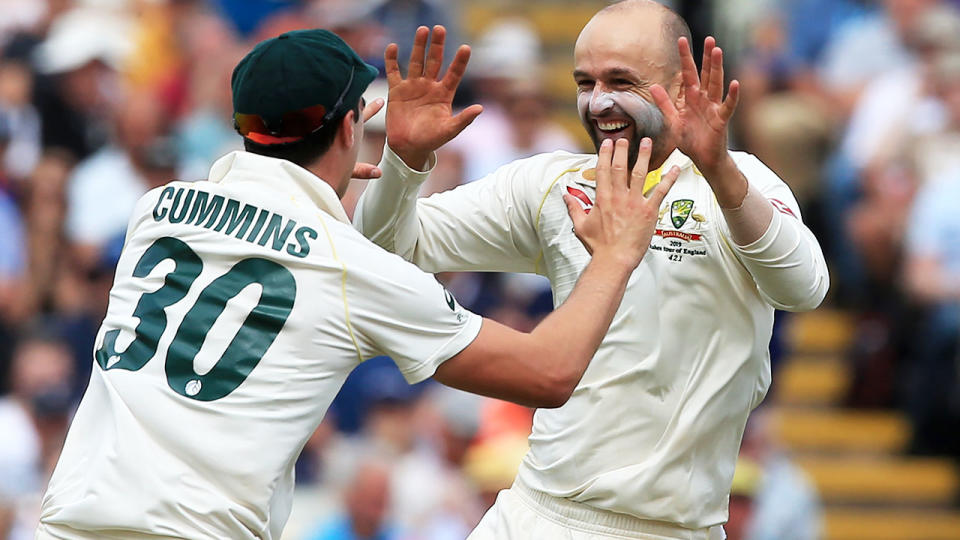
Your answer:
[1,0,960,539]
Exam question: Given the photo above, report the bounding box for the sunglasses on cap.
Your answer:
[234,67,355,145]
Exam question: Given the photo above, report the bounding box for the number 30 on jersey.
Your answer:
[95,236,296,402]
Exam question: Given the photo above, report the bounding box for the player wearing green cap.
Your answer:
[36,29,677,539]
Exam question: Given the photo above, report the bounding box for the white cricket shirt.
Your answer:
[355,147,828,529]
[39,151,481,539]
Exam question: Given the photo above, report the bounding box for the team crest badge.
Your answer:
[670,199,694,228]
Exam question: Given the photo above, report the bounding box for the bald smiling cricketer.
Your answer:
[356,1,829,539]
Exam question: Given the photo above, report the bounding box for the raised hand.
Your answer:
[384,25,484,170]
[651,36,739,176]
[565,137,680,268]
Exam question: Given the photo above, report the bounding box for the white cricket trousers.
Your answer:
[468,480,726,540]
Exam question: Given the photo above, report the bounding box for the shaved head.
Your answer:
[595,0,692,76]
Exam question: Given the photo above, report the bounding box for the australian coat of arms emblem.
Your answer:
[670,199,694,228]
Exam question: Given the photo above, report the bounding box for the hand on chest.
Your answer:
[552,168,719,267]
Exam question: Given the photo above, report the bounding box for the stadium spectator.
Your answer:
[302,457,400,540]
[903,151,960,456]
[31,6,131,162]
[0,325,73,540]
[444,19,580,185]
[0,51,41,183]
[64,90,175,270]
[735,409,823,540]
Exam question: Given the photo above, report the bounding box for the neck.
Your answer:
[649,142,677,170]
[305,161,347,199]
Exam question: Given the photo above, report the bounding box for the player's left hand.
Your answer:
[651,36,739,177]
[352,97,386,179]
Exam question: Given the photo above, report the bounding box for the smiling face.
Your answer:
[574,4,683,168]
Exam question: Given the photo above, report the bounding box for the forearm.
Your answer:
[705,156,774,246]
[433,252,634,408]
[356,145,543,273]
[353,145,433,257]
[528,251,634,385]
[704,155,827,309]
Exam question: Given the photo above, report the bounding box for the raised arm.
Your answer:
[354,25,539,272]
[652,37,827,310]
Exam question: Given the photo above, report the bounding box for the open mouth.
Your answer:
[593,118,633,140]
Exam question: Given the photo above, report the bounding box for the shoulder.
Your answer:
[496,150,595,193]
[320,217,410,268]
[730,151,785,188]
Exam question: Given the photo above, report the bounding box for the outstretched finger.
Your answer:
[424,25,446,80]
[362,98,385,123]
[442,45,472,92]
[352,162,382,180]
[700,36,715,92]
[611,138,630,194]
[707,46,725,103]
[647,165,681,205]
[595,138,614,206]
[719,80,740,121]
[678,37,700,91]
[629,137,652,191]
[407,26,430,78]
[650,84,680,128]
[384,43,401,86]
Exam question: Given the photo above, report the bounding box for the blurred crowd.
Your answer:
[726,0,960,460]
[1,0,960,539]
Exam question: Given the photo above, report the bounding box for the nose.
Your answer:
[589,86,616,116]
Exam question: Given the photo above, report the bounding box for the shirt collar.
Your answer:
[572,148,694,192]
[207,151,350,224]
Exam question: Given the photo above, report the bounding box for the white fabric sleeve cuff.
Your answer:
[379,144,437,187]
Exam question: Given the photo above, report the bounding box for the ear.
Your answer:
[672,73,685,110]
[338,109,357,148]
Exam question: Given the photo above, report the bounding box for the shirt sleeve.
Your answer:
[719,153,830,312]
[353,145,543,274]
[342,235,483,384]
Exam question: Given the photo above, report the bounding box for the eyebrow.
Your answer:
[572,67,640,80]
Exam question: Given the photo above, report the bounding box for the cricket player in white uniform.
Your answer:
[355,2,830,539]
[36,29,679,539]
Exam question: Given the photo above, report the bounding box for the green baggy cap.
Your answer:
[231,29,378,141]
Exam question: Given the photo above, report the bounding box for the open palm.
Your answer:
[385,25,483,169]
[651,37,740,173]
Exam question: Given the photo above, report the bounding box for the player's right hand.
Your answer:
[384,25,483,171]
[565,137,680,269]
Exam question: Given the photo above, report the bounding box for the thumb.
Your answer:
[563,194,586,231]
[448,104,484,136]
[564,194,593,255]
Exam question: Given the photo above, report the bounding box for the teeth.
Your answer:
[597,121,629,131]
